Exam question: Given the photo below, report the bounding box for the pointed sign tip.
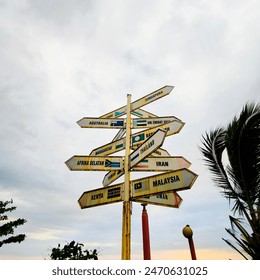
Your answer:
[165,85,174,92]
[64,160,72,170]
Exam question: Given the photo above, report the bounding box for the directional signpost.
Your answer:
[102,156,191,187]
[99,85,174,118]
[131,120,184,147]
[65,156,123,171]
[78,183,123,209]
[131,168,198,198]
[77,118,125,129]
[65,85,198,260]
[151,148,171,157]
[89,120,184,156]
[103,169,124,187]
[132,191,183,208]
[129,129,166,169]
[132,156,191,171]
[90,137,125,156]
[132,116,180,129]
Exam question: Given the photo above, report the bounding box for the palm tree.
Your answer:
[200,102,260,259]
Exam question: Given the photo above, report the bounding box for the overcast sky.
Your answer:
[0,0,259,260]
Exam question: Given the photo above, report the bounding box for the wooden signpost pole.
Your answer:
[121,94,132,260]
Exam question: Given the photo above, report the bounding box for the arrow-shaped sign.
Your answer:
[131,108,158,118]
[90,120,184,157]
[132,191,183,208]
[65,156,123,171]
[129,129,166,169]
[87,169,197,207]
[102,169,124,187]
[78,183,123,209]
[132,116,180,129]
[102,156,191,187]
[132,156,191,171]
[100,85,174,118]
[131,120,184,147]
[77,118,125,129]
[89,137,125,156]
[112,128,126,141]
[111,108,159,142]
[110,109,158,142]
[151,148,171,157]
[131,168,198,198]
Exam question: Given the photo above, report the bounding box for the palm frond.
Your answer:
[226,102,260,211]
[225,215,260,259]
[200,128,237,199]
[229,216,252,243]
[222,237,249,260]
[225,227,254,254]
[201,102,260,259]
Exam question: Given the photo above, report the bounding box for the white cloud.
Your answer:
[0,0,259,260]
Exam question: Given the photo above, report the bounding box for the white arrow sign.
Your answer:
[89,137,125,156]
[100,85,174,118]
[132,156,191,171]
[129,129,166,169]
[132,191,183,208]
[78,183,123,209]
[131,120,184,147]
[131,108,158,118]
[65,156,124,171]
[112,128,126,142]
[102,156,191,187]
[77,118,125,129]
[151,148,171,157]
[111,110,158,142]
[102,170,124,187]
[131,168,198,198]
[132,116,180,129]
[89,120,183,157]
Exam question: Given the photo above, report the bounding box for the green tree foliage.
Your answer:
[200,102,260,259]
[50,240,98,260]
[0,199,27,247]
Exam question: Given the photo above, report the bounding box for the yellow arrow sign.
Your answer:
[78,183,124,209]
[132,191,183,208]
[102,157,192,187]
[132,156,191,171]
[89,137,125,156]
[151,148,171,157]
[129,129,166,169]
[131,168,198,198]
[132,116,180,129]
[102,170,124,187]
[100,85,174,118]
[65,156,124,171]
[90,120,184,156]
[131,120,184,147]
[131,108,158,118]
[77,118,125,129]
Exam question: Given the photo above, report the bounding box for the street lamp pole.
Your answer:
[182,225,197,260]
[141,204,151,260]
